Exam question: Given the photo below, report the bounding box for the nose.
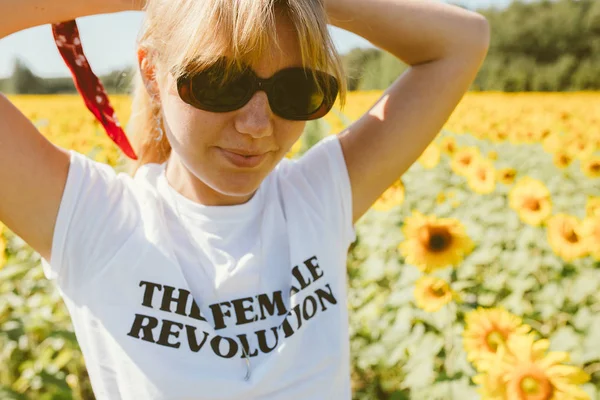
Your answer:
[234,90,274,139]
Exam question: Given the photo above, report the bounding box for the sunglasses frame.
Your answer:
[174,63,339,121]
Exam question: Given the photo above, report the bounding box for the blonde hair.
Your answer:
[123,0,347,176]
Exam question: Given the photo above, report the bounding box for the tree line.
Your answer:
[1,0,598,94]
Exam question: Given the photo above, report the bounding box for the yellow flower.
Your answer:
[508,177,553,226]
[0,235,6,269]
[413,276,454,312]
[489,128,509,143]
[567,135,595,160]
[463,307,531,370]
[475,334,591,400]
[398,210,475,273]
[466,157,497,195]
[450,146,482,177]
[488,150,498,160]
[436,192,446,204]
[497,167,517,185]
[552,150,574,169]
[580,155,600,179]
[546,214,589,262]
[417,142,441,169]
[372,179,405,211]
[439,136,458,155]
[585,196,600,217]
[581,215,600,261]
[542,132,564,154]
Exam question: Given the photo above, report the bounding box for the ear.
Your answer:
[137,47,161,100]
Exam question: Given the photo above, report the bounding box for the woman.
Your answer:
[0,0,489,398]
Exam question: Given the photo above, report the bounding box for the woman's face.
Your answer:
[152,12,307,206]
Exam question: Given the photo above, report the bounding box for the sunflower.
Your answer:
[439,136,458,155]
[474,334,591,400]
[552,150,573,169]
[398,210,475,273]
[497,167,517,185]
[580,155,600,179]
[413,276,454,312]
[0,235,5,269]
[463,307,531,370]
[581,215,600,261]
[418,142,441,169]
[508,177,553,226]
[450,146,482,177]
[546,214,589,262]
[372,179,405,211]
[567,136,595,160]
[542,132,565,154]
[585,196,600,217]
[436,192,447,204]
[466,157,497,195]
[489,128,509,143]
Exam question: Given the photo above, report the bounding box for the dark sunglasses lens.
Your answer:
[190,66,251,110]
[272,69,329,118]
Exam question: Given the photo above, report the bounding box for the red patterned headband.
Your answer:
[52,20,138,160]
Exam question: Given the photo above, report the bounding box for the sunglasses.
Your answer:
[174,57,339,121]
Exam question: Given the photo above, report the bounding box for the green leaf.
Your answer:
[568,270,600,303]
[403,333,444,389]
[0,386,27,400]
[549,325,581,353]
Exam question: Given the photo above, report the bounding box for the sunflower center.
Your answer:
[485,331,505,352]
[522,197,541,211]
[460,155,472,166]
[419,226,452,252]
[521,376,540,394]
[429,282,448,298]
[590,162,600,173]
[518,373,553,400]
[476,168,487,180]
[563,227,579,243]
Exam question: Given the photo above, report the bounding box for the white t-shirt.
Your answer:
[41,134,357,400]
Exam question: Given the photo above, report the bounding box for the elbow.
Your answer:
[441,15,491,62]
[468,16,491,59]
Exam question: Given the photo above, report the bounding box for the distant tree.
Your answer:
[474,0,600,91]
[342,48,381,91]
[9,58,47,94]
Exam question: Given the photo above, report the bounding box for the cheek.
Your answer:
[162,96,227,149]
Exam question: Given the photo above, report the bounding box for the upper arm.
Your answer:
[338,45,489,224]
[0,93,71,262]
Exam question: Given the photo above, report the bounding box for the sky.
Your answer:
[0,0,514,79]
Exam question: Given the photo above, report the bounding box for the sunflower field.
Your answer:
[1,92,599,399]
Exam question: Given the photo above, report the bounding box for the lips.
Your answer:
[224,149,265,157]
[218,147,267,168]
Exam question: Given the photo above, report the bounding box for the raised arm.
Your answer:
[325,0,490,224]
[0,0,140,262]
[0,0,143,39]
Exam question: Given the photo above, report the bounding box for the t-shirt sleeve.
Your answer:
[41,149,140,292]
[285,134,357,249]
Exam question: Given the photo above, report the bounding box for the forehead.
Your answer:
[225,13,304,78]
